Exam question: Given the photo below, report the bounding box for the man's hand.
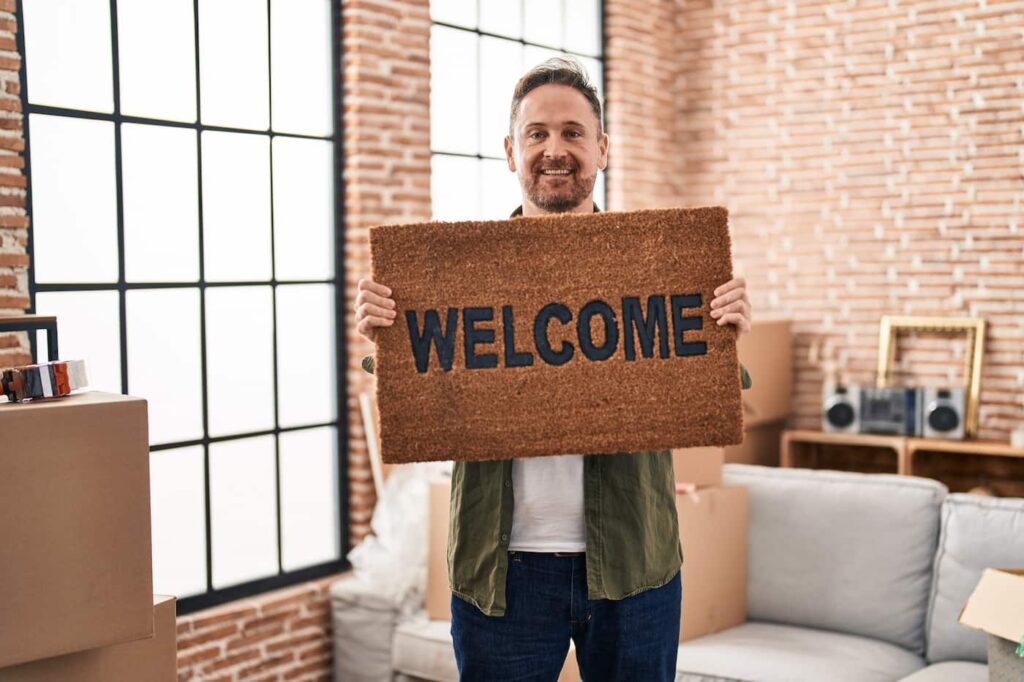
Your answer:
[710,277,751,334]
[355,277,396,343]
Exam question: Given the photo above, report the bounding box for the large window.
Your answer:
[18,0,346,612]
[429,0,605,221]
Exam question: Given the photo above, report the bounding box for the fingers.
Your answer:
[356,314,394,342]
[710,298,750,321]
[358,277,392,298]
[358,302,397,321]
[713,277,745,298]
[710,286,748,310]
[715,311,751,333]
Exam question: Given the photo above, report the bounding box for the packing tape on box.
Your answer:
[1,360,88,403]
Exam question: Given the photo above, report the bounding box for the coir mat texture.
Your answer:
[369,206,744,464]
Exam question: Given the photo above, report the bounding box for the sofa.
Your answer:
[331,463,1024,681]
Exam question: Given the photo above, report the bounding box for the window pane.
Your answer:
[576,54,604,101]
[126,288,203,445]
[564,0,601,56]
[523,45,563,72]
[122,124,200,282]
[594,167,605,210]
[205,286,275,437]
[23,0,113,112]
[524,0,563,49]
[431,0,476,29]
[117,0,196,122]
[276,284,335,427]
[29,115,118,283]
[150,446,206,598]
[430,25,478,155]
[479,37,522,159]
[270,0,332,136]
[34,291,121,393]
[198,0,269,130]
[272,137,334,281]
[280,427,339,570]
[479,0,521,39]
[201,131,272,282]
[479,158,520,220]
[432,154,480,221]
[210,436,278,588]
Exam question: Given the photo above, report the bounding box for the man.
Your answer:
[355,58,752,681]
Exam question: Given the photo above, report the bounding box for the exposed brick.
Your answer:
[0,213,26,228]
[198,648,261,674]
[0,293,27,308]
[177,623,237,651]
[176,644,221,668]
[237,652,296,678]
[0,192,24,207]
[0,273,16,288]
[0,0,15,13]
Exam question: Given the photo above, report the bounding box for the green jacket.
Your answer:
[364,204,751,616]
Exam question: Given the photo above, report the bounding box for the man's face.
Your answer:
[504,84,609,214]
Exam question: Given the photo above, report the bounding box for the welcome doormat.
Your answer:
[370,207,744,464]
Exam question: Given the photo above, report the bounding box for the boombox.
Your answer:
[822,385,965,439]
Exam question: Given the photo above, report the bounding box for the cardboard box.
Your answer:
[426,478,452,621]
[672,447,724,487]
[0,392,153,667]
[676,486,748,642]
[0,596,176,682]
[736,318,792,427]
[724,419,785,467]
[958,568,1024,678]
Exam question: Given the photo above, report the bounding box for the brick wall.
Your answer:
[607,0,1024,441]
[341,0,432,544]
[175,576,338,681]
[0,0,30,367]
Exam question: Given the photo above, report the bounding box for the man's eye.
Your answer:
[529,131,545,140]
[567,130,582,138]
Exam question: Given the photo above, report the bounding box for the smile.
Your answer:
[540,169,572,175]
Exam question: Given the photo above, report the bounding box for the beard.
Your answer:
[523,162,596,213]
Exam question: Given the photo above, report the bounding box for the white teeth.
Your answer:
[541,169,572,175]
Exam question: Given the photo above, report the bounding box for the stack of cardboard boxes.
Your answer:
[0,392,176,681]
[671,447,748,643]
[727,318,792,466]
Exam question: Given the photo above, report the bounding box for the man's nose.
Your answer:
[543,136,568,159]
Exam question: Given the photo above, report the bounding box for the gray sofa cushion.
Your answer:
[392,618,459,682]
[925,493,1024,663]
[675,621,925,682]
[897,661,988,682]
[722,464,947,653]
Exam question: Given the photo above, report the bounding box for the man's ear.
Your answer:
[504,135,516,172]
[598,132,609,171]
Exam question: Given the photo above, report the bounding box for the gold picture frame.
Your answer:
[876,315,985,437]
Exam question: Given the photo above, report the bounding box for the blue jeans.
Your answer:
[450,551,681,681]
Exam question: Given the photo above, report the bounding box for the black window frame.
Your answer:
[14,0,350,614]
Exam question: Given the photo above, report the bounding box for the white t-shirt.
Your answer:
[508,454,587,552]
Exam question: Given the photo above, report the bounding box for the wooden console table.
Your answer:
[781,430,1024,496]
